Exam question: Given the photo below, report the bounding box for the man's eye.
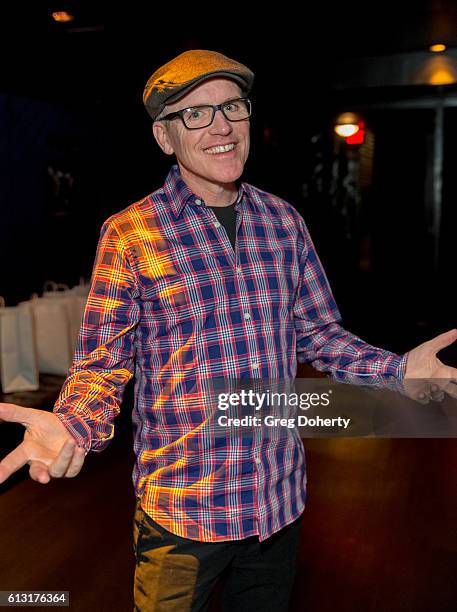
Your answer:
[224,103,238,112]
[187,109,203,120]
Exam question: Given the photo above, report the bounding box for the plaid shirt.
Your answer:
[54,164,406,542]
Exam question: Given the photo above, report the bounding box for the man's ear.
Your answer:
[152,121,175,155]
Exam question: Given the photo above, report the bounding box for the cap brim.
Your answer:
[156,71,250,115]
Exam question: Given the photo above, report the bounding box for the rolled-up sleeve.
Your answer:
[293,219,407,382]
[54,219,140,452]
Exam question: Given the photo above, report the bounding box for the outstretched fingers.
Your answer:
[29,461,52,484]
[429,329,457,354]
[28,442,86,483]
[0,438,85,485]
[442,379,457,400]
[48,439,78,477]
[64,446,87,477]
[0,402,36,426]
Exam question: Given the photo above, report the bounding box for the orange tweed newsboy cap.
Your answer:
[143,49,255,120]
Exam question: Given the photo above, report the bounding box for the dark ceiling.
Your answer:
[1,1,457,105]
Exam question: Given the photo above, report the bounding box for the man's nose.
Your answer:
[209,109,233,134]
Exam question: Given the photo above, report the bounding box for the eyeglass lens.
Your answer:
[183,99,251,128]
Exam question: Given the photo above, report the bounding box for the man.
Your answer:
[0,50,456,612]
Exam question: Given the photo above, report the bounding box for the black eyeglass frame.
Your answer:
[155,97,252,130]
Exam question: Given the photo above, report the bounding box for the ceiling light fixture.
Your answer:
[334,112,360,138]
[429,43,446,53]
[52,11,75,23]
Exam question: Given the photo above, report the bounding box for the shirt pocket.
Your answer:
[133,240,223,323]
[250,241,300,317]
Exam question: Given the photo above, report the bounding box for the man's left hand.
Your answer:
[404,329,457,401]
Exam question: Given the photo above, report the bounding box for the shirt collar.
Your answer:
[162,164,251,219]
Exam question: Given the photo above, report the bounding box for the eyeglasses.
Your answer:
[156,97,252,130]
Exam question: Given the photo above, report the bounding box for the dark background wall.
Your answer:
[0,1,456,360]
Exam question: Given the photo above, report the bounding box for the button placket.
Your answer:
[203,205,236,262]
[201,197,260,379]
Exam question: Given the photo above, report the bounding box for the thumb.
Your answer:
[427,329,457,354]
[0,403,36,426]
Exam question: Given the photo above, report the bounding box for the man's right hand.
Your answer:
[0,403,87,485]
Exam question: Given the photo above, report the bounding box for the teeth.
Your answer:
[204,143,235,154]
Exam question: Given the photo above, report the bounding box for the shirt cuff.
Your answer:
[54,411,92,454]
[384,351,408,380]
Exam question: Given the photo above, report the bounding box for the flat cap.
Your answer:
[143,49,254,120]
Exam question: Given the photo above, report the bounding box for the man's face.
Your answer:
[153,77,250,188]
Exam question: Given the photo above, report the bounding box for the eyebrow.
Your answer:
[181,96,242,109]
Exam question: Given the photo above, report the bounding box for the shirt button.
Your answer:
[252,362,260,369]
[214,221,221,228]
[255,457,261,465]
[243,312,251,321]
[195,198,202,205]
[236,267,242,274]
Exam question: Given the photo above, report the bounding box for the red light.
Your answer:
[346,121,365,145]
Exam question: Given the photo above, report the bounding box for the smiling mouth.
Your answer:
[204,143,236,155]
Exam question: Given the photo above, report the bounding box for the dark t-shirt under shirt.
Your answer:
[207,202,237,252]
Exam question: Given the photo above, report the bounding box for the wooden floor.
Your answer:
[1,385,457,611]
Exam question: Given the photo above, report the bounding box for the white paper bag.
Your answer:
[42,281,88,353]
[68,281,89,346]
[0,297,39,393]
[28,291,73,376]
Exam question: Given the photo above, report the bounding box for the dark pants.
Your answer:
[133,500,303,612]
